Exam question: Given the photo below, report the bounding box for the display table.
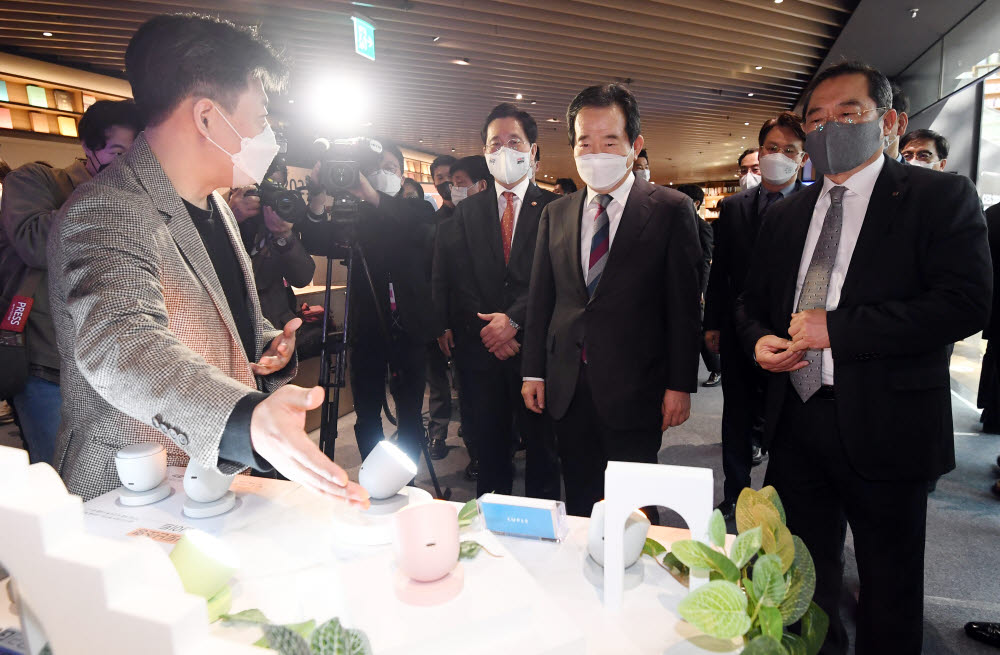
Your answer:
[2,470,740,654]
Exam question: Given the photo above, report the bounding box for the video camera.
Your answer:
[245,177,307,225]
[312,137,383,193]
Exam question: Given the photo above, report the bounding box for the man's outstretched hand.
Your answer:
[250,385,370,508]
[251,318,300,376]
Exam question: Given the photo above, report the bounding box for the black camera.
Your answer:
[313,137,383,193]
[247,179,307,224]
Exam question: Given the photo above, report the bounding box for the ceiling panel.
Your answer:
[0,0,858,183]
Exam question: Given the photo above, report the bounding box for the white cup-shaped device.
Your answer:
[115,442,167,492]
[587,500,651,568]
[359,440,418,500]
[184,460,237,503]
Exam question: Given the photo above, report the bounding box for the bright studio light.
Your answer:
[308,74,370,131]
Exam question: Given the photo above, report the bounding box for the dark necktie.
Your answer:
[586,194,613,297]
[789,185,846,401]
[762,191,782,212]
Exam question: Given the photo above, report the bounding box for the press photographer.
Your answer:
[301,140,438,465]
[227,156,316,329]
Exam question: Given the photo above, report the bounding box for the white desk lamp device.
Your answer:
[182,460,237,519]
[359,440,420,511]
[115,443,171,506]
[587,500,650,569]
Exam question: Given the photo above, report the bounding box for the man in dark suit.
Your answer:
[736,62,991,654]
[704,112,808,519]
[674,183,722,387]
[522,84,702,517]
[432,104,560,499]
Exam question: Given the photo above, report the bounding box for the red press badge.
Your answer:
[1,296,33,333]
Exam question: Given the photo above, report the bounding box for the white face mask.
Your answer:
[450,184,472,205]
[634,168,651,182]
[366,169,402,195]
[758,153,800,185]
[740,171,761,191]
[576,146,634,191]
[204,106,279,188]
[486,146,532,186]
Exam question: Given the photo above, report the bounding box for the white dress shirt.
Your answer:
[495,175,532,243]
[581,172,636,281]
[792,155,884,385]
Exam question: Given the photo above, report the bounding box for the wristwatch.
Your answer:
[508,317,522,332]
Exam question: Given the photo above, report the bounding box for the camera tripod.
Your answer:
[315,234,451,501]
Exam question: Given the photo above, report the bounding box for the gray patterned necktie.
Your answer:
[790,185,846,402]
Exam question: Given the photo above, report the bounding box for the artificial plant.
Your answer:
[642,486,829,654]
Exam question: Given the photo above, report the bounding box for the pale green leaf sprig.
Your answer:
[219,610,372,655]
[663,487,829,655]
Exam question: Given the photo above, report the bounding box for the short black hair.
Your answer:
[675,183,705,207]
[0,158,11,183]
[803,61,892,117]
[638,149,649,160]
[891,82,910,115]
[401,177,424,197]
[450,155,493,184]
[566,83,641,146]
[481,103,538,145]
[554,177,578,193]
[430,154,458,178]
[901,128,950,159]
[379,141,404,172]
[758,112,806,147]
[78,100,143,151]
[125,13,288,126]
[738,148,759,167]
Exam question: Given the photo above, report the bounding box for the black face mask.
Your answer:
[435,181,452,202]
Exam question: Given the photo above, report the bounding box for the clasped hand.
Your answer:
[478,312,519,360]
[753,309,829,373]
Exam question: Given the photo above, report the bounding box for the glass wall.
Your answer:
[980,70,1000,209]
[942,0,1000,96]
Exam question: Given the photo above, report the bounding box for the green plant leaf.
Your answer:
[642,537,667,559]
[782,633,808,655]
[253,620,317,649]
[457,499,479,528]
[758,605,783,641]
[742,576,758,615]
[759,486,786,525]
[779,536,817,626]
[264,625,312,655]
[800,602,829,655]
[219,608,272,625]
[752,554,786,607]
[670,540,740,582]
[676,580,752,640]
[661,551,690,586]
[459,540,483,560]
[708,509,726,548]
[735,487,772,534]
[760,518,795,573]
[729,525,762,569]
[343,628,373,655]
[311,618,346,655]
[741,635,786,654]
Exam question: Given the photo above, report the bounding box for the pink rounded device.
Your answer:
[393,500,459,582]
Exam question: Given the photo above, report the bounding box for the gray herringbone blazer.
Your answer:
[48,134,295,501]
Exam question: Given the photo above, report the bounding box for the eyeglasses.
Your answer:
[486,137,528,154]
[760,144,803,157]
[901,150,937,163]
[805,106,888,132]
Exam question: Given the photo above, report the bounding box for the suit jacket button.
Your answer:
[176,433,189,446]
[152,414,163,428]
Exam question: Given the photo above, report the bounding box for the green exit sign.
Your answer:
[352,16,375,61]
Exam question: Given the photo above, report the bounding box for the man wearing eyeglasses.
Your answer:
[900,128,949,171]
[736,61,991,654]
[704,111,808,520]
[431,103,560,499]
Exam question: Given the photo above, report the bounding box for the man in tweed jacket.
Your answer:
[47,13,368,507]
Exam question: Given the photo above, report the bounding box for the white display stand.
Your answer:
[0,446,257,655]
[602,462,714,610]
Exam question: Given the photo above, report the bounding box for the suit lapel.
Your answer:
[128,136,246,360]
[211,191,265,356]
[590,179,653,302]
[839,157,906,302]
[509,184,542,265]
[468,184,504,273]
[567,189,589,300]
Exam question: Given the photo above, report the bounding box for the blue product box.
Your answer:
[477,493,568,541]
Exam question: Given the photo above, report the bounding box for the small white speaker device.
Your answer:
[115,443,171,506]
[587,500,651,569]
[182,460,237,519]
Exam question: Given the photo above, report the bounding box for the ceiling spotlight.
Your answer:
[774,0,783,3]
[910,8,919,18]
[546,118,558,123]
[452,58,470,66]
[42,32,53,37]
[744,122,750,125]
[530,100,537,105]
[755,65,763,70]
[451,148,456,152]
[432,36,441,42]
[747,92,755,97]
[515,93,523,100]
